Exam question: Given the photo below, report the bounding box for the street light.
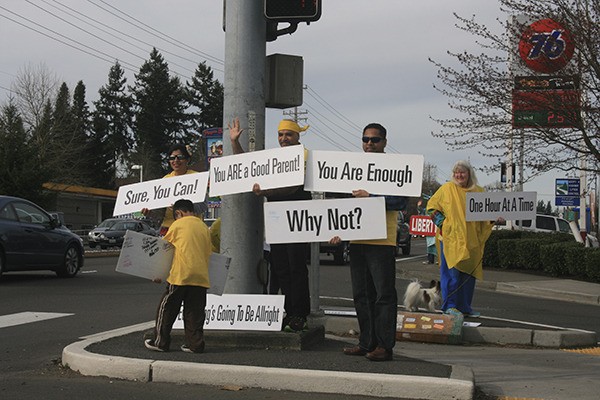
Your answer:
[131,165,143,182]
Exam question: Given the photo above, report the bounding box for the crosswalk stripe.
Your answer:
[0,312,74,329]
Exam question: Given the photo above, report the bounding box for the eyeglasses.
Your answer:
[362,136,383,144]
[168,154,188,161]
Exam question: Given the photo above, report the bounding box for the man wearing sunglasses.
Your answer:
[331,123,407,361]
[228,118,312,333]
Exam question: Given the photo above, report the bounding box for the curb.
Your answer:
[62,322,474,400]
[324,311,597,349]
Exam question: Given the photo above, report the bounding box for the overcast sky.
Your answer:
[0,0,564,203]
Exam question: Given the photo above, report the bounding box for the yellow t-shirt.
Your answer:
[161,169,198,229]
[352,210,398,246]
[210,217,221,253]
[163,215,211,287]
[426,182,493,280]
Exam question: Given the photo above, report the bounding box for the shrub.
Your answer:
[497,239,520,269]
[483,230,522,268]
[541,242,584,276]
[515,239,544,271]
[584,248,600,282]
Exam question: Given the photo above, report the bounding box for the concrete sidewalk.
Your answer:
[63,256,600,400]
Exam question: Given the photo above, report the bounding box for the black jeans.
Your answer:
[269,243,310,319]
[349,244,398,352]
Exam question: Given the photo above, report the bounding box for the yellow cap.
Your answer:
[278,119,309,134]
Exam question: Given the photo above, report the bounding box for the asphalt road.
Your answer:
[0,242,598,399]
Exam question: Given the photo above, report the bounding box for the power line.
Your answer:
[87,0,223,67]
[305,85,362,132]
[46,0,222,74]
[0,7,139,73]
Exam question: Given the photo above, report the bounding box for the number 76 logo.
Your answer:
[518,19,574,73]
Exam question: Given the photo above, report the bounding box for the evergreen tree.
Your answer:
[0,102,49,204]
[186,61,224,170]
[131,48,190,179]
[72,81,93,185]
[92,62,134,188]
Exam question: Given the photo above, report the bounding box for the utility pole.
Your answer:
[221,0,266,294]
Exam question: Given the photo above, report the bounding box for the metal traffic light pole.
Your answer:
[221,0,266,294]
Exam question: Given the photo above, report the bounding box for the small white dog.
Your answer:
[403,279,442,312]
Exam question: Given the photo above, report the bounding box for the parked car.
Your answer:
[96,219,158,249]
[87,217,123,248]
[0,195,84,278]
[396,213,412,256]
[494,214,575,235]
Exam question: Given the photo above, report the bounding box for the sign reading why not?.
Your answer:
[264,197,387,244]
[112,172,209,216]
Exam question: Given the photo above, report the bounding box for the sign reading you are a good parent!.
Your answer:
[466,191,537,221]
[113,172,209,216]
[264,197,387,244]
[305,150,424,196]
[209,145,304,197]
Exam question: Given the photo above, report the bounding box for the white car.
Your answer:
[494,214,599,246]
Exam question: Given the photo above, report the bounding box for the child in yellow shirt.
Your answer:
[145,199,211,353]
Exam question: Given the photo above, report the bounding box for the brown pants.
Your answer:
[153,284,207,352]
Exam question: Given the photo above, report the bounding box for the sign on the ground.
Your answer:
[173,294,285,331]
[264,197,386,244]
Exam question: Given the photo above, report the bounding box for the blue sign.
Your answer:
[555,178,580,206]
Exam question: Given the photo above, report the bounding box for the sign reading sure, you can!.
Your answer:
[304,150,424,197]
[113,172,209,216]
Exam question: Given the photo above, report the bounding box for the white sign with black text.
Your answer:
[304,150,424,197]
[115,231,230,295]
[113,172,209,216]
[264,197,387,244]
[466,191,537,221]
[208,145,305,197]
[173,294,285,331]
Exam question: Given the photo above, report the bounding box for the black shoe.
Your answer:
[284,316,307,332]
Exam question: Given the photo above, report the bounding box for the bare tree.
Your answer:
[10,62,59,132]
[430,0,600,184]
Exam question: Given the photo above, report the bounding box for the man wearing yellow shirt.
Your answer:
[331,123,407,361]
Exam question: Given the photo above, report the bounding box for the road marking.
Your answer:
[0,312,74,329]
[481,315,595,334]
[80,270,97,274]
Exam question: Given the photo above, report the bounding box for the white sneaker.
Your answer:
[144,339,165,352]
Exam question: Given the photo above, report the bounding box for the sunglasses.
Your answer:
[362,136,383,144]
[168,154,188,161]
